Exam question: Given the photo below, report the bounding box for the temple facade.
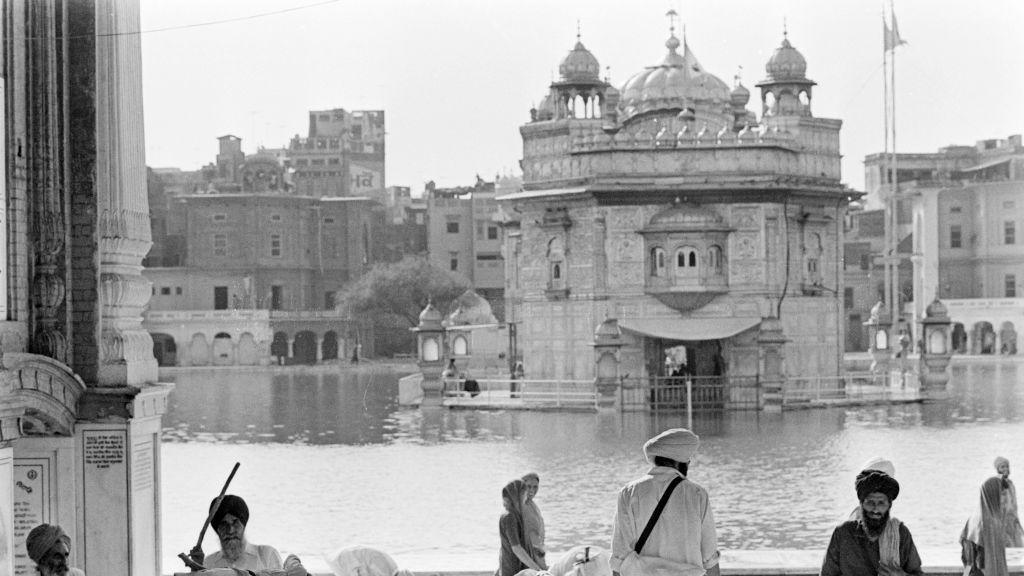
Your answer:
[501,24,856,401]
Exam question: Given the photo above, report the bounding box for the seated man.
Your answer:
[26,524,86,576]
[190,494,307,575]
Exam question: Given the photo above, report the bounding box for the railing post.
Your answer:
[686,378,693,430]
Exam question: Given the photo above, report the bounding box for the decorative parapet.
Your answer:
[568,126,802,154]
[0,353,87,440]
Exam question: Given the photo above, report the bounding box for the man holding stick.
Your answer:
[188,494,307,575]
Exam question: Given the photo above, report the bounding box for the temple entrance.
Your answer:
[644,338,725,410]
[152,333,177,366]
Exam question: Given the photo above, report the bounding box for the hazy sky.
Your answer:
[140,0,1024,193]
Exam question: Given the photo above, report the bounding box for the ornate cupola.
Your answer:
[550,25,609,120]
[756,29,816,117]
[617,11,732,129]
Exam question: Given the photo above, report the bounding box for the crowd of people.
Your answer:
[21,430,1024,576]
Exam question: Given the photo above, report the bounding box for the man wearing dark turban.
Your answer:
[821,471,922,576]
[25,524,85,576]
[188,494,308,574]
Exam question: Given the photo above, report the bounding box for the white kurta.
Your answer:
[610,466,719,573]
[205,542,284,571]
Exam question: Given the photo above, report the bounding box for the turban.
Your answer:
[26,524,70,563]
[995,456,1010,470]
[855,470,900,502]
[860,457,896,479]
[210,494,249,528]
[643,428,700,464]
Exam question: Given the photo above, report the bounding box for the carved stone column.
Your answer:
[92,0,157,387]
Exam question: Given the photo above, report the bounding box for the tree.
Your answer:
[337,256,470,327]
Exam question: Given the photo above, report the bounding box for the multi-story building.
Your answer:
[288,109,385,197]
[144,138,384,366]
[501,25,854,404]
[861,135,1024,354]
[426,175,520,317]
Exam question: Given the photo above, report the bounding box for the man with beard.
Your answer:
[821,470,923,576]
[189,494,307,574]
[26,524,85,576]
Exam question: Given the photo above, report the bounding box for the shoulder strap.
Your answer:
[635,475,683,554]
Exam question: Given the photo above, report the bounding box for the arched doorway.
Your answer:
[212,332,234,365]
[951,323,967,354]
[151,333,177,366]
[293,331,318,365]
[1000,322,1018,355]
[973,322,996,355]
[237,332,259,365]
[189,333,211,366]
[322,331,338,361]
[271,331,289,364]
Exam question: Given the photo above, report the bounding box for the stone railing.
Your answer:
[144,309,270,322]
[569,126,802,154]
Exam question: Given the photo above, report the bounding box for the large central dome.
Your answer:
[619,34,731,123]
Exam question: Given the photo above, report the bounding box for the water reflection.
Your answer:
[160,362,1023,569]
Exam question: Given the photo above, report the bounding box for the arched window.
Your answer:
[708,245,723,273]
[675,247,699,276]
[547,237,566,289]
[452,335,469,356]
[650,247,666,277]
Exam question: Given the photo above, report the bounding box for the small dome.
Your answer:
[765,37,808,81]
[730,82,750,107]
[536,92,555,120]
[445,290,498,326]
[925,298,949,319]
[645,202,726,231]
[559,40,601,82]
[418,301,443,328]
[594,316,622,344]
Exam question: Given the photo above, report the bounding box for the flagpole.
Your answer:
[889,0,900,345]
[882,2,892,334]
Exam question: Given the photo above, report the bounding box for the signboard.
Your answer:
[13,461,48,576]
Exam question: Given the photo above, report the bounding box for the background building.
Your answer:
[144,137,384,366]
[425,175,520,319]
[288,108,385,197]
[859,134,1024,355]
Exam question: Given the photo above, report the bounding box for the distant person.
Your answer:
[189,494,308,575]
[26,524,85,576]
[522,473,546,566]
[610,428,719,576]
[848,457,896,522]
[821,470,922,576]
[994,457,1024,547]
[961,477,1008,576]
[499,479,545,576]
[511,361,525,398]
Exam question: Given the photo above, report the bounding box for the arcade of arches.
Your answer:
[152,328,350,366]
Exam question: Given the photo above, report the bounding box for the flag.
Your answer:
[884,13,908,52]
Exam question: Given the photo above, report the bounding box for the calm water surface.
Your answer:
[160,363,1023,570]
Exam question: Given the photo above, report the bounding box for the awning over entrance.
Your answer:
[619,316,762,341]
[960,157,1010,172]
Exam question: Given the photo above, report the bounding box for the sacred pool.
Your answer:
[160,363,1022,572]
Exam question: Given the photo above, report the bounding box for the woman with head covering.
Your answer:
[994,457,1024,547]
[961,476,1008,576]
[499,479,545,576]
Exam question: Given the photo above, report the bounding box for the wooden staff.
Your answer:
[198,462,241,547]
[180,462,240,571]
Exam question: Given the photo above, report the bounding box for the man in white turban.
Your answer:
[25,524,85,576]
[610,428,719,576]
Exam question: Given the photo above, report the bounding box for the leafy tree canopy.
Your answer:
[337,256,471,327]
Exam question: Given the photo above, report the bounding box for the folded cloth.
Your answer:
[325,545,401,576]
